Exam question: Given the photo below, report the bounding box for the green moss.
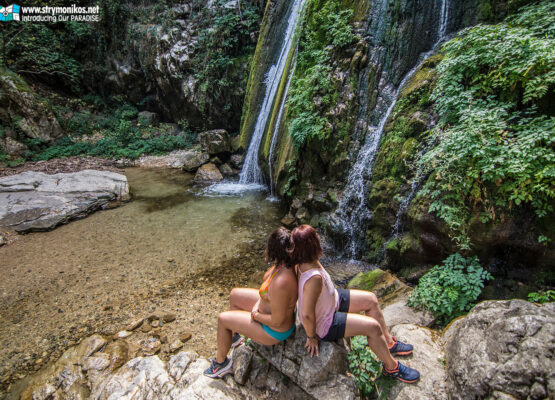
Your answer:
[238,0,277,150]
[347,269,385,291]
[385,238,400,252]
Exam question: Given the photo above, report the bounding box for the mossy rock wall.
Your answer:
[0,69,63,155]
[237,0,300,152]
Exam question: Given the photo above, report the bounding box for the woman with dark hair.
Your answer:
[291,225,420,384]
[204,227,298,378]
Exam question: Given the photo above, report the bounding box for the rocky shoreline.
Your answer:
[9,263,553,400]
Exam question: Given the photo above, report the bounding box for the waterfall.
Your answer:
[268,60,296,196]
[390,136,436,237]
[332,0,451,258]
[239,0,307,185]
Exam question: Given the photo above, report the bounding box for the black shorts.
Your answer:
[321,288,350,341]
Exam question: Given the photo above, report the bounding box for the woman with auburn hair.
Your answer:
[291,225,420,383]
[204,227,298,378]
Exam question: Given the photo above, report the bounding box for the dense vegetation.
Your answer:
[419,1,555,249]
[192,0,261,105]
[407,254,493,324]
[0,0,264,165]
[347,336,395,399]
[286,0,356,148]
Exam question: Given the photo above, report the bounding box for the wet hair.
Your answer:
[266,227,293,268]
[289,225,323,264]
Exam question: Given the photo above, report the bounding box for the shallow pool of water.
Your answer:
[0,168,282,393]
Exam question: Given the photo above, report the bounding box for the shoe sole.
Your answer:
[204,361,233,379]
[383,373,419,384]
[231,338,244,349]
[396,376,419,384]
[391,350,413,356]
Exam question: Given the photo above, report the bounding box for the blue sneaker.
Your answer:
[203,357,233,379]
[231,333,244,348]
[388,337,413,356]
[382,361,420,383]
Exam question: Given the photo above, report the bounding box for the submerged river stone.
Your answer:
[0,170,130,232]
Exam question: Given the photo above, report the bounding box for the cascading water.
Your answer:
[390,135,437,237]
[332,0,451,258]
[268,60,296,197]
[239,0,307,185]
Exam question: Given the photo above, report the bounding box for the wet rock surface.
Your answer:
[444,300,555,400]
[0,170,130,232]
[194,163,224,183]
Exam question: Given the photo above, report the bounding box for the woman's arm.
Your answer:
[301,276,322,357]
[252,277,293,329]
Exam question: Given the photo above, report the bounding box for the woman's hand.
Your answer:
[251,299,260,315]
[305,336,319,357]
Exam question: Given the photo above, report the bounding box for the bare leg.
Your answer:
[216,311,279,363]
[344,313,397,370]
[348,289,394,346]
[229,288,259,311]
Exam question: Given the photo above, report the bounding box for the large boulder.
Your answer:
[198,129,231,155]
[0,69,63,155]
[137,110,159,127]
[181,148,210,172]
[234,325,359,400]
[194,163,223,183]
[444,300,555,400]
[134,149,208,169]
[0,170,130,232]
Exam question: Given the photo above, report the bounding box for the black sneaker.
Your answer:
[231,333,244,348]
[203,357,233,379]
[388,337,413,356]
[382,361,420,383]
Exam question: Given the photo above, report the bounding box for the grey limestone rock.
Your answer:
[444,300,555,400]
[198,129,231,155]
[0,170,129,232]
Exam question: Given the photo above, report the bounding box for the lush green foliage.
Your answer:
[0,0,128,93]
[418,1,555,248]
[527,289,555,304]
[347,336,395,399]
[407,254,493,324]
[17,100,195,161]
[32,126,194,161]
[286,0,355,148]
[192,0,261,102]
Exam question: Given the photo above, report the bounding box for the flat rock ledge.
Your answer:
[0,170,130,233]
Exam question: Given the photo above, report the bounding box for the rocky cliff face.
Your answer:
[0,69,62,156]
[101,0,266,131]
[237,0,551,286]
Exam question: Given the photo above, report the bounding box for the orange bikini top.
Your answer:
[259,265,282,302]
